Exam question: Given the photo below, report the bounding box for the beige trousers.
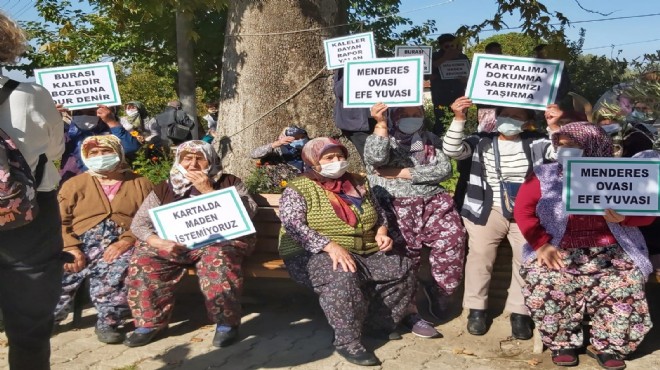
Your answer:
[462,207,529,315]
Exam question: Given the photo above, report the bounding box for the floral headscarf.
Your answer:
[301,137,362,227]
[552,122,613,158]
[80,135,128,177]
[170,140,220,196]
[390,106,436,165]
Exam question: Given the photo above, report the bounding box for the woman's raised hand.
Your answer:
[450,96,472,121]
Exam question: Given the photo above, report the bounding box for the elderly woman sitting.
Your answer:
[124,140,257,348]
[514,123,653,369]
[279,137,415,367]
[56,135,153,343]
[365,103,466,337]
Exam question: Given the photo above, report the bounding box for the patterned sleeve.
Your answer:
[369,190,388,229]
[364,134,391,167]
[409,137,453,185]
[442,119,472,160]
[130,191,161,242]
[250,143,276,159]
[279,187,331,253]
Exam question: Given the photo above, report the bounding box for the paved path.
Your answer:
[1,279,658,370]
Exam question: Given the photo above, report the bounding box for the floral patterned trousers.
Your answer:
[285,251,414,349]
[126,242,251,329]
[382,193,466,296]
[520,245,652,355]
[54,220,132,330]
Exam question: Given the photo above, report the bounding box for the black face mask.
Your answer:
[210,112,218,121]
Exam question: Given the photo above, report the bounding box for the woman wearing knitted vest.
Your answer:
[364,103,466,338]
[279,137,415,367]
[514,122,653,369]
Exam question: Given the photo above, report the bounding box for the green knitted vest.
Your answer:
[278,176,379,259]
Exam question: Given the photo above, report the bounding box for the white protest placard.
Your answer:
[439,59,470,79]
[394,45,433,74]
[564,158,660,216]
[465,53,564,110]
[34,62,121,110]
[323,32,376,70]
[148,187,256,249]
[343,56,424,108]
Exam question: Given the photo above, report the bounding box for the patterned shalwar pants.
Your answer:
[520,245,653,355]
[382,193,466,296]
[54,220,132,330]
[285,251,414,350]
[126,242,251,329]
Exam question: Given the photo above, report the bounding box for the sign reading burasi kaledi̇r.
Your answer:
[34,62,121,110]
[465,53,564,110]
[148,187,256,249]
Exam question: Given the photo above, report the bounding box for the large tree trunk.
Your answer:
[176,8,198,123]
[216,0,348,178]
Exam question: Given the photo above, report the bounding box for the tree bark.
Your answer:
[176,8,198,121]
[216,0,348,178]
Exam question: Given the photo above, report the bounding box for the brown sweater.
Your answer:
[58,172,154,251]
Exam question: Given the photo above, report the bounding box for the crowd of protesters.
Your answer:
[0,10,658,370]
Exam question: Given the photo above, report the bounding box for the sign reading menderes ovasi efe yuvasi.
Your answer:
[149,187,256,249]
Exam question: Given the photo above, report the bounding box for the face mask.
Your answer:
[125,109,139,117]
[84,154,120,173]
[629,109,653,122]
[600,123,621,134]
[289,138,308,150]
[316,160,349,179]
[496,116,524,136]
[397,117,424,134]
[72,115,99,131]
[556,147,584,165]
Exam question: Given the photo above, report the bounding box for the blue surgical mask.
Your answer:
[600,123,622,134]
[556,147,583,165]
[83,154,120,173]
[496,116,524,136]
[397,117,424,134]
[290,138,308,150]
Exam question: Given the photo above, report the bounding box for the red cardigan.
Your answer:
[514,174,655,250]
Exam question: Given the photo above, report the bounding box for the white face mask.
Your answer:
[316,160,349,179]
[496,116,525,136]
[397,117,424,134]
[176,163,188,176]
[83,154,120,173]
[72,115,99,131]
[556,147,584,165]
[126,109,139,117]
[600,123,621,134]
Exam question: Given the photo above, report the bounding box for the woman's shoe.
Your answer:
[336,347,380,366]
[212,325,239,347]
[551,348,579,366]
[123,326,167,347]
[510,313,533,340]
[467,309,488,335]
[404,314,441,338]
[586,345,626,370]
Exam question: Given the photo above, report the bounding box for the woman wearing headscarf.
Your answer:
[514,122,653,369]
[278,138,414,367]
[120,100,152,135]
[364,103,465,338]
[124,140,257,348]
[56,135,153,344]
[250,125,309,172]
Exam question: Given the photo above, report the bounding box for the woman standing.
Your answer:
[56,135,153,343]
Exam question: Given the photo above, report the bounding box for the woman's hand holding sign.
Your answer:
[451,96,472,121]
[147,234,187,256]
